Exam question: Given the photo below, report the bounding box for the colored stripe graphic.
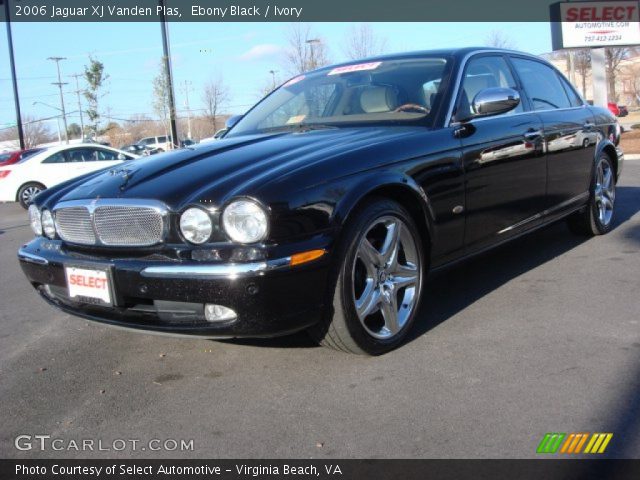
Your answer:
[560,433,588,454]
[539,433,613,454]
[584,433,613,454]
[537,433,566,453]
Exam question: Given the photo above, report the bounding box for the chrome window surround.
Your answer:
[53,198,170,247]
[445,49,588,127]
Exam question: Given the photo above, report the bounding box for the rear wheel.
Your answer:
[309,198,425,355]
[17,182,45,209]
[567,153,616,236]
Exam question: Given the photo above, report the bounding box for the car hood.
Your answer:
[52,127,428,210]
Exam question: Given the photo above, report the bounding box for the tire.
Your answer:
[17,182,46,209]
[308,198,425,355]
[567,153,616,236]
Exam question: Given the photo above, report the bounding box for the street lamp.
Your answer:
[32,101,80,144]
[269,70,278,90]
[305,38,321,71]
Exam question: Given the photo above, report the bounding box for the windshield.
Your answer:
[228,57,450,137]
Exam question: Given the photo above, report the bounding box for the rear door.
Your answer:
[509,56,596,210]
[453,54,546,253]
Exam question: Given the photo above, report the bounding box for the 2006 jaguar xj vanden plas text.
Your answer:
[18,48,624,355]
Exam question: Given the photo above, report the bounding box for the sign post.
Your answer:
[591,48,607,107]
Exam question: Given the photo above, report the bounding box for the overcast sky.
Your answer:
[0,22,553,130]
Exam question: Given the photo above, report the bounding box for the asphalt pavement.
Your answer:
[1,162,639,459]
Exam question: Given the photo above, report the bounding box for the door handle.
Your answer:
[523,129,543,140]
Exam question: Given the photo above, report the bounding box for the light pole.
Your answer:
[158,0,178,149]
[47,56,69,144]
[33,101,79,143]
[3,0,25,149]
[305,38,321,70]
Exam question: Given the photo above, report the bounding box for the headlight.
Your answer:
[222,199,268,244]
[180,207,213,244]
[41,210,56,239]
[28,204,42,236]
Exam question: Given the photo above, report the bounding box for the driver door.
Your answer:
[453,54,546,253]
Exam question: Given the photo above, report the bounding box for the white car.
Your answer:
[0,143,138,208]
[137,135,173,152]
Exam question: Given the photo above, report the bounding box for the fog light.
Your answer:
[204,304,237,322]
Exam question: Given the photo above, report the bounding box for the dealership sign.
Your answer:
[551,1,640,49]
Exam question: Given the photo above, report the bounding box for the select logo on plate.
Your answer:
[65,266,112,304]
[537,432,613,454]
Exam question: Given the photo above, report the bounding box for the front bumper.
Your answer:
[18,238,331,338]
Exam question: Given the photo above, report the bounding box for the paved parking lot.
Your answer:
[1,162,639,459]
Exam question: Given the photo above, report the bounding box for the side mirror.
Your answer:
[225,115,243,130]
[472,87,520,118]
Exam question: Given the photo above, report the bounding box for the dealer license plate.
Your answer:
[65,266,112,306]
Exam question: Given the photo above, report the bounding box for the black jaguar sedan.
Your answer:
[19,48,624,355]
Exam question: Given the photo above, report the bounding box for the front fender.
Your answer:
[332,170,435,241]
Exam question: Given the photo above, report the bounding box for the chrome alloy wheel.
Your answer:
[21,186,42,206]
[595,157,615,227]
[352,215,422,340]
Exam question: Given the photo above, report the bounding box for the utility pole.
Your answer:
[182,80,193,139]
[48,56,69,144]
[70,73,85,140]
[159,0,178,149]
[4,0,25,149]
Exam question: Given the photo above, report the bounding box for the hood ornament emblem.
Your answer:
[109,167,136,190]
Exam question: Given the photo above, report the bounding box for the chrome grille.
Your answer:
[94,205,164,246]
[55,207,96,245]
[53,200,166,247]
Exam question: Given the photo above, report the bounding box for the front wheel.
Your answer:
[309,198,425,355]
[567,153,616,236]
[18,182,45,209]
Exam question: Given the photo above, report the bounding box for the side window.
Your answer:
[42,152,68,164]
[66,148,98,162]
[96,149,119,161]
[511,58,571,111]
[157,136,167,143]
[139,138,152,145]
[458,55,523,119]
[558,74,583,107]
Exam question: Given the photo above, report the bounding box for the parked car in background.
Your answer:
[137,135,173,152]
[18,48,623,354]
[180,139,196,148]
[607,102,620,117]
[0,148,45,167]
[0,144,138,208]
[121,144,160,156]
[618,105,629,117]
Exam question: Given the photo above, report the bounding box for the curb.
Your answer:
[625,154,640,161]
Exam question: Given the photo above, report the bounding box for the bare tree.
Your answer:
[202,75,230,132]
[0,116,55,148]
[605,47,630,101]
[284,24,329,74]
[485,30,517,50]
[573,49,591,98]
[343,24,387,60]
[621,62,640,106]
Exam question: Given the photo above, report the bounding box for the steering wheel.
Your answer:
[394,103,430,114]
